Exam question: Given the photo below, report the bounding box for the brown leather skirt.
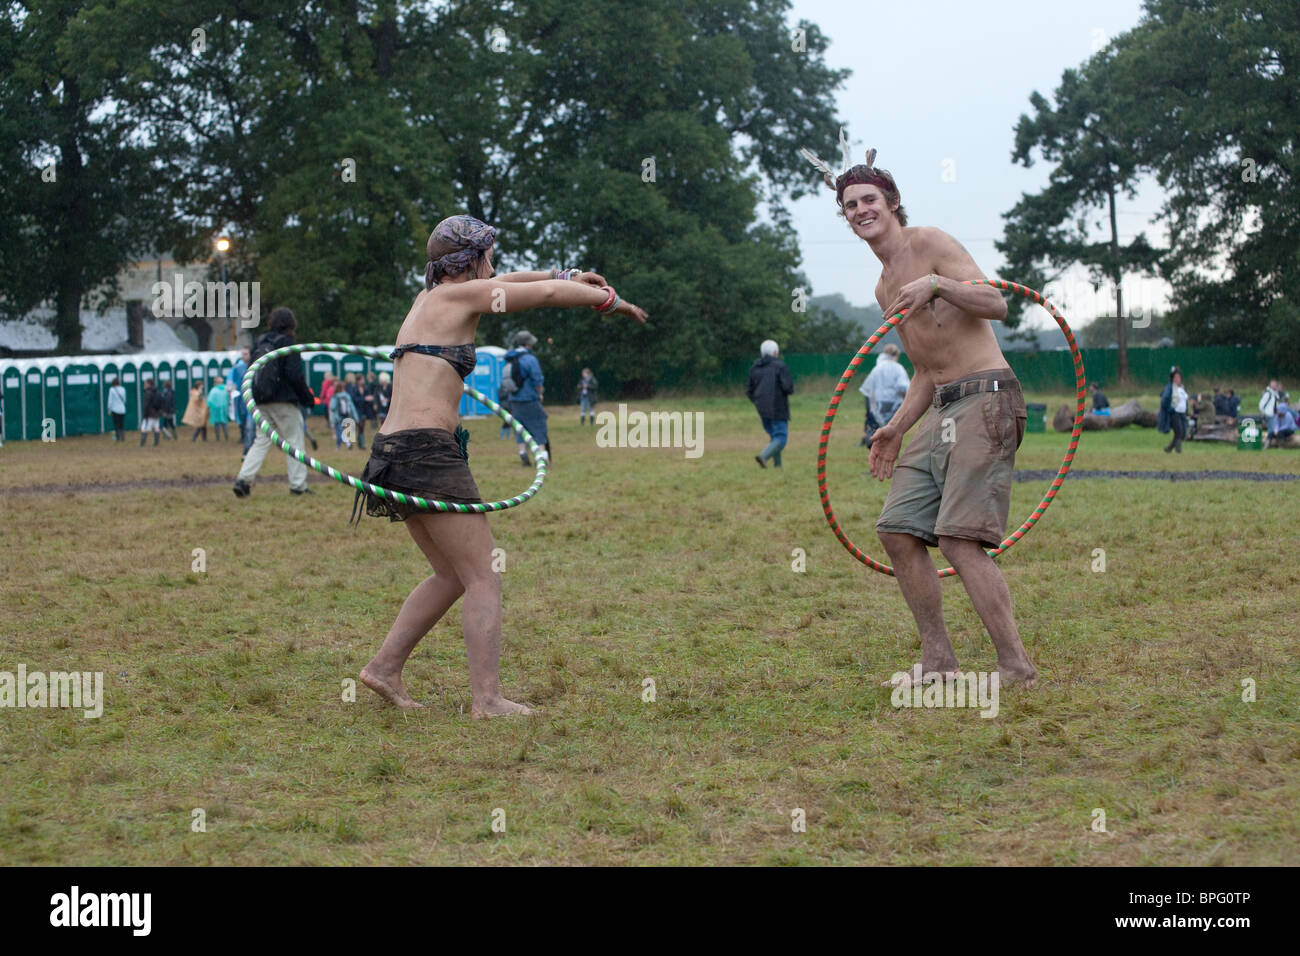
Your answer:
[350,426,481,524]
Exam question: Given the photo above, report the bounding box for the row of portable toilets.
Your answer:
[0,347,506,442]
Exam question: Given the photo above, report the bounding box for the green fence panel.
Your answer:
[993,345,1271,393]
[712,346,1273,395]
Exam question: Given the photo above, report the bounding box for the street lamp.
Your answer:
[215,236,231,282]
[215,237,231,348]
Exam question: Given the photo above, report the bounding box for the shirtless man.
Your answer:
[833,161,1037,688]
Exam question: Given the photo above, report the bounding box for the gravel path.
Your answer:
[0,473,317,497]
[1014,468,1300,483]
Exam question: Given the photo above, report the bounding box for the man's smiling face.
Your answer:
[841,183,894,240]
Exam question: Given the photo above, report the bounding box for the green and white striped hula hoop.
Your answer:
[817,280,1086,578]
[242,343,547,513]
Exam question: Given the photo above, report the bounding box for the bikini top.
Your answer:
[389,343,477,380]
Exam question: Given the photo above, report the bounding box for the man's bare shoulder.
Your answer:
[905,225,961,254]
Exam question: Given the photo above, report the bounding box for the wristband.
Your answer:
[593,286,617,313]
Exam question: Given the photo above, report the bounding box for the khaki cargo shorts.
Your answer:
[876,369,1027,550]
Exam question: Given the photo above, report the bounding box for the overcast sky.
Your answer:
[785,0,1169,328]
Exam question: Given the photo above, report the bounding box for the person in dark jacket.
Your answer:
[344,373,369,450]
[139,377,166,446]
[746,339,794,468]
[233,307,317,496]
[1157,366,1189,454]
[1089,381,1110,416]
[159,382,178,438]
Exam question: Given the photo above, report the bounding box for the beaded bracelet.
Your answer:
[593,286,618,313]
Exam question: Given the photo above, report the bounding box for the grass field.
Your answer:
[1,382,1297,865]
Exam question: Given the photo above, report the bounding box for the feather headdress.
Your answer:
[798,127,879,191]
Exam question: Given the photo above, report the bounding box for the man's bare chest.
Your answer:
[876,256,934,305]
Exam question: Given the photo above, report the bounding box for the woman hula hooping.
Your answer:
[354,214,648,716]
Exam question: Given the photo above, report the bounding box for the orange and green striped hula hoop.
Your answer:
[816,279,1085,578]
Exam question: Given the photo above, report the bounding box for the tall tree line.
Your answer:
[0,0,849,394]
[999,0,1299,378]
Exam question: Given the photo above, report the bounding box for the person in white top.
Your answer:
[1258,379,1283,447]
[106,377,128,442]
[860,343,910,446]
[1162,367,1190,453]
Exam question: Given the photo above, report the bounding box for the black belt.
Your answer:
[932,375,1019,409]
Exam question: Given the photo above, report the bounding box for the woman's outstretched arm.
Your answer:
[495,269,607,287]
[445,277,648,323]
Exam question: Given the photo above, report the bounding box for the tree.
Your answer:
[997,57,1162,383]
[1106,0,1300,373]
[125,0,452,343]
[451,0,850,394]
[4,0,850,390]
[0,2,162,352]
[1079,310,1167,348]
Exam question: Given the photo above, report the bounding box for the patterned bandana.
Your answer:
[834,164,893,206]
[426,215,497,287]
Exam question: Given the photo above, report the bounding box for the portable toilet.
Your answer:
[138,359,158,404]
[101,359,124,431]
[462,346,504,417]
[62,361,101,436]
[2,364,22,441]
[41,362,63,439]
[119,359,141,430]
[23,365,44,439]
[118,361,140,431]
[306,352,339,415]
[340,353,368,387]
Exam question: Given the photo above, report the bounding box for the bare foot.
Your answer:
[881,663,960,689]
[997,665,1038,689]
[471,696,535,718]
[360,666,425,709]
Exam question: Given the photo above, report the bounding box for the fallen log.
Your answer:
[1053,398,1156,432]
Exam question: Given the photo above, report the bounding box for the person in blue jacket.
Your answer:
[504,330,548,467]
